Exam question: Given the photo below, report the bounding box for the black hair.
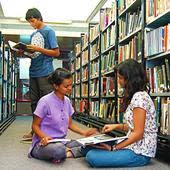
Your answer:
[48,68,72,86]
[115,59,148,111]
[25,8,43,21]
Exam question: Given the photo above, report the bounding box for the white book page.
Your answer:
[48,138,71,143]
[76,134,128,146]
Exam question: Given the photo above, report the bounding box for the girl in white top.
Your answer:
[81,59,158,168]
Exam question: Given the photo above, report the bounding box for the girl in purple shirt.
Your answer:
[29,68,97,163]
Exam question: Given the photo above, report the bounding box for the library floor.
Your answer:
[0,116,169,170]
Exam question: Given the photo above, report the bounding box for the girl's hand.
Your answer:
[84,128,98,137]
[102,124,118,133]
[39,136,53,146]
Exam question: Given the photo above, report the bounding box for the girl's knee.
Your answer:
[86,151,98,167]
[45,143,66,161]
[52,144,66,160]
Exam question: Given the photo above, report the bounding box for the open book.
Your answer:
[48,134,128,146]
[76,134,128,146]
[8,40,34,58]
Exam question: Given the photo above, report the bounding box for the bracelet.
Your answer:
[111,145,117,151]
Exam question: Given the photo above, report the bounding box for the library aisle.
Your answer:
[0,116,169,170]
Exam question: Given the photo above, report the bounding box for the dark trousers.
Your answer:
[31,140,82,161]
[29,76,53,113]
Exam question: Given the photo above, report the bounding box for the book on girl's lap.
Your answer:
[48,134,128,146]
[8,40,33,58]
[75,134,128,146]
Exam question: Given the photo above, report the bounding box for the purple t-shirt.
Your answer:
[31,91,74,148]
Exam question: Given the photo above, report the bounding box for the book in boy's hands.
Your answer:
[8,40,34,58]
[76,134,128,146]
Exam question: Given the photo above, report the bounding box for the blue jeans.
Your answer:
[81,147,151,168]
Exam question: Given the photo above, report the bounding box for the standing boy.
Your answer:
[23,8,60,139]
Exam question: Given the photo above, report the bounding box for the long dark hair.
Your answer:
[48,68,72,86]
[115,59,148,111]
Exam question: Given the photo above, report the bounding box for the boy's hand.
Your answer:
[12,49,24,56]
[26,44,38,52]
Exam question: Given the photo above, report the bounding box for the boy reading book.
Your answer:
[8,40,34,58]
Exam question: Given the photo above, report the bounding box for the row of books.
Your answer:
[89,101,99,117]
[147,59,170,93]
[101,50,115,74]
[75,43,81,56]
[75,85,80,97]
[146,24,170,56]
[82,49,88,66]
[82,34,88,50]
[101,24,115,52]
[119,9,142,39]
[74,76,115,98]
[119,32,142,63]
[90,79,99,97]
[75,71,80,84]
[75,99,82,112]
[146,0,170,23]
[82,67,88,81]
[101,76,115,96]
[160,97,170,135]
[89,24,100,42]
[90,61,99,78]
[75,57,80,70]
[99,100,115,121]
[70,62,74,73]
[100,1,116,31]
[154,97,170,135]
[88,100,116,122]
[74,98,116,122]
[81,83,88,97]
[119,0,136,14]
[3,53,8,80]
[90,40,100,60]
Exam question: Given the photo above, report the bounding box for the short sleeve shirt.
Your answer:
[31,92,74,148]
[125,91,158,157]
[29,25,59,77]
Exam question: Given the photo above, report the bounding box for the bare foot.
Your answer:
[23,132,33,140]
[66,150,73,158]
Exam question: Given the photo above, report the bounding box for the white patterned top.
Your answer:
[31,31,44,58]
[125,91,158,157]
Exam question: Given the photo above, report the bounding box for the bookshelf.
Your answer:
[72,0,119,132]
[0,34,18,135]
[71,0,170,162]
[99,1,118,123]
[145,0,170,161]
[70,50,76,109]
